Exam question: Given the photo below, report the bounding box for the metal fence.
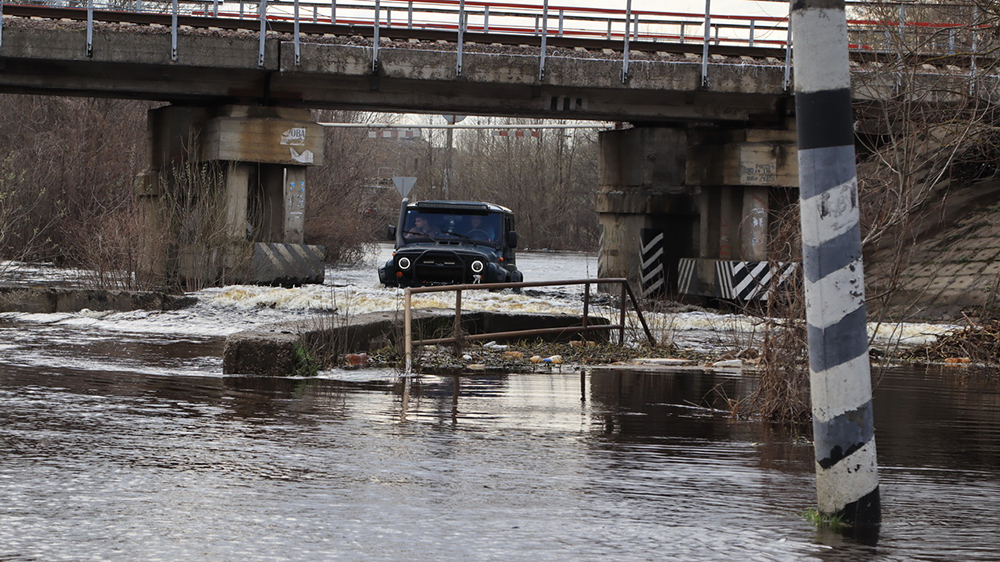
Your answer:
[401,278,655,374]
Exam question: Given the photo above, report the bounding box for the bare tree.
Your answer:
[848,1,1000,320]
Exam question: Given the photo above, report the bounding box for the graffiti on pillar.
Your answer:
[748,194,767,252]
[289,147,314,164]
[288,181,306,217]
[739,162,777,185]
[281,127,307,146]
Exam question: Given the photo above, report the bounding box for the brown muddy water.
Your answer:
[1,331,999,562]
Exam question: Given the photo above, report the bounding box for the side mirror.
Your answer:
[507,231,518,249]
[386,225,397,241]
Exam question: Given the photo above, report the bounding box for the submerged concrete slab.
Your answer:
[0,285,196,313]
[222,308,611,376]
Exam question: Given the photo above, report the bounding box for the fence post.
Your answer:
[293,0,300,65]
[404,288,413,374]
[257,0,267,67]
[453,288,463,349]
[457,0,465,76]
[791,0,881,530]
[538,0,548,81]
[483,5,489,33]
[170,0,178,61]
[618,282,626,345]
[86,0,94,57]
[783,20,792,91]
[621,0,631,82]
[701,0,710,87]
[373,0,381,71]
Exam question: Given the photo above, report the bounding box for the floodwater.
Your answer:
[1,249,999,560]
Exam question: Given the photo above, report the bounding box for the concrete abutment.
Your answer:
[596,121,799,301]
[141,104,327,287]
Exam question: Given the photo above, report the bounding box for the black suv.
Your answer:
[379,199,524,287]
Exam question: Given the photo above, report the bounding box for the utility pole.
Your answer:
[791,0,881,529]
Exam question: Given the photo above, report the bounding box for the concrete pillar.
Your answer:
[596,126,696,292]
[596,123,798,300]
[698,187,721,259]
[676,124,799,300]
[142,104,326,286]
[255,164,286,242]
[224,162,251,239]
[741,186,769,261]
[284,166,307,243]
[719,187,742,260]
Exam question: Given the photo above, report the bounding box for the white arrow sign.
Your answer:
[392,176,417,197]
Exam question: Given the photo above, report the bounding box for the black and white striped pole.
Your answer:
[791,0,880,528]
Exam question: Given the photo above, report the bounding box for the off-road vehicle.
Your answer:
[379,199,523,287]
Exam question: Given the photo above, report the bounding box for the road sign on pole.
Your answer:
[393,176,417,197]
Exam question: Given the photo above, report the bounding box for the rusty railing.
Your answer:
[402,277,655,373]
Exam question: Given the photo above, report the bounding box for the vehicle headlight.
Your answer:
[470,260,484,273]
[397,257,412,270]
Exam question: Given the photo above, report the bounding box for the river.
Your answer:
[1,248,998,560]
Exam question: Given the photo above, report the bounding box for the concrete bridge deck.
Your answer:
[0,9,792,123]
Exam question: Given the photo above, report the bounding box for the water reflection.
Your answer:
[2,362,1000,560]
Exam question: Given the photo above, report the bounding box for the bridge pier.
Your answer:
[141,105,326,287]
[597,121,798,301]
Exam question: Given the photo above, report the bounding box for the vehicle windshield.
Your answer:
[402,210,502,246]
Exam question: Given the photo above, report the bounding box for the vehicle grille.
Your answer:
[411,251,469,283]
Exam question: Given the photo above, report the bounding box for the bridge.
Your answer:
[0,0,987,294]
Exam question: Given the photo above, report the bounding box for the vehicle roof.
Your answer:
[409,200,513,215]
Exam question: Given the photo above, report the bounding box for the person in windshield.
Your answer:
[410,215,435,237]
[465,215,494,242]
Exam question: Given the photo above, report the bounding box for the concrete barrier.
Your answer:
[0,285,196,313]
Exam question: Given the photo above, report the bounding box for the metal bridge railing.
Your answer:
[2,0,793,85]
[0,0,989,86]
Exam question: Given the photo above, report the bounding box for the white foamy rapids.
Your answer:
[0,247,959,350]
[869,321,956,347]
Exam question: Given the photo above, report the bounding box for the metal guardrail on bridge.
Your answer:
[0,1,988,87]
[401,278,656,374]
